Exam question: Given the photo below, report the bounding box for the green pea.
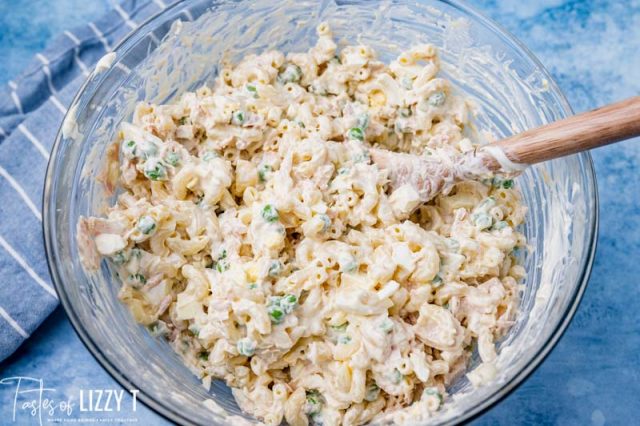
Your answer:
[492,220,508,230]
[478,196,497,211]
[379,318,394,334]
[137,215,156,235]
[137,140,158,160]
[423,387,444,407]
[280,294,298,314]
[246,84,258,98]
[306,390,320,405]
[357,114,369,130]
[202,151,219,161]
[165,152,180,167]
[392,368,403,384]
[491,176,514,189]
[111,250,129,265]
[347,127,364,141]
[258,164,272,182]
[399,107,412,118]
[330,322,348,332]
[352,151,370,163]
[364,383,380,402]
[268,260,283,277]
[472,212,493,230]
[428,91,446,107]
[128,273,146,289]
[122,140,137,157]
[268,295,282,305]
[180,338,190,352]
[432,274,443,288]
[261,204,279,222]
[305,390,322,415]
[231,110,245,126]
[236,338,256,356]
[401,76,413,90]
[209,249,227,268]
[318,214,331,232]
[339,254,358,273]
[344,261,358,273]
[143,160,167,181]
[268,306,284,324]
[147,320,168,337]
[215,259,229,273]
[337,335,352,345]
[277,63,303,84]
[267,294,297,323]
[188,324,200,336]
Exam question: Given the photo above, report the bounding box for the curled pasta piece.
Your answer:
[414,303,465,352]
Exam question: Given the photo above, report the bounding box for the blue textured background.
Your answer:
[1,1,638,425]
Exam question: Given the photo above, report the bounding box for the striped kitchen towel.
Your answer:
[0,0,194,361]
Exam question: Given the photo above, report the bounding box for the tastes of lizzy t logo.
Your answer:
[0,376,140,425]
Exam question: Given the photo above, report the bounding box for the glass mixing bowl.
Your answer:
[43,0,598,424]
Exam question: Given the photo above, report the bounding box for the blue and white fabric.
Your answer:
[0,0,188,361]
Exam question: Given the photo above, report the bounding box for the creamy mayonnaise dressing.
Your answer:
[62,103,81,141]
[78,24,527,426]
[480,145,528,174]
[94,52,117,75]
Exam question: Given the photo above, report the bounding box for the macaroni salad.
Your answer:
[79,23,526,425]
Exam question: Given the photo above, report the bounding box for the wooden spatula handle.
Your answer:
[490,96,640,166]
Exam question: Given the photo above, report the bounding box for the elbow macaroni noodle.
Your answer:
[79,24,526,425]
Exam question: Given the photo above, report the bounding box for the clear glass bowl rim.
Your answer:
[43,0,599,424]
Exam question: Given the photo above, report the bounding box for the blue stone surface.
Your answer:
[1,1,638,425]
